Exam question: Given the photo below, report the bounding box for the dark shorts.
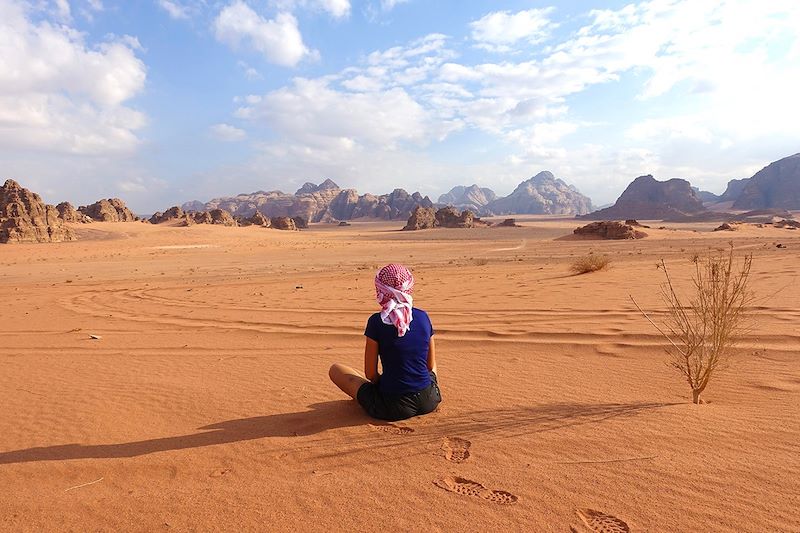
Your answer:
[357,372,442,422]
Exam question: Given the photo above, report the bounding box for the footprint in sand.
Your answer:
[369,423,414,435]
[209,468,231,478]
[434,476,518,505]
[441,437,471,463]
[575,509,630,533]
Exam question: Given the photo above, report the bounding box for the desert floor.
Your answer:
[1,218,799,532]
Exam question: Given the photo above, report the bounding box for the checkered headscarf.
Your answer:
[375,264,415,337]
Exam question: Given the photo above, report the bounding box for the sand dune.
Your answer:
[1,219,799,532]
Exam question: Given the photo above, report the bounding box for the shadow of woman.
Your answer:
[0,400,366,465]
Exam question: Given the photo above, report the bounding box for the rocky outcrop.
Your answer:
[435,206,475,228]
[487,171,592,215]
[270,216,297,230]
[774,219,800,229]
[403,206,436,230]
[713,222,739,232]
[438,185,497,215]
[56,202,92,223]
[403,206,476,230]
[581,175,707,220]
[1,179,76,243]
[732,153,800,210]
[573,221,647,240]
[494,218,520,227]
[247,212,271,227]
[79,198,137,222]
[292,216,308,229]
[149,206,184,224]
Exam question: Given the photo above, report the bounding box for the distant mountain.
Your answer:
[181,181,433,222]
[438,185,497,215]
[732,153,800,210]
[486,171,592,215]
[692,186,720,204]
[581,175,707,220]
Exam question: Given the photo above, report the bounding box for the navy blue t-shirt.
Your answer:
[364,308,434,395]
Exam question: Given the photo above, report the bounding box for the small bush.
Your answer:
[570,254,611,274]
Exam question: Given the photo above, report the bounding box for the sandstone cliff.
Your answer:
[1,180,76,243]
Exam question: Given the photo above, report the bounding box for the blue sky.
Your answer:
[1,0,799,213]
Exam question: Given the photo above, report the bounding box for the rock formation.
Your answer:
[270,216,297,230]
[56,202,92,223]
[1,179,76,243]
[402,206,436,230]
[292,216,308,229]
[435,206,475,228]
[185,181,434,223]
[403,206,476,230]
[692,187,721,204]
[573,221,647,240]
[79,198,137,222]
[438,185,497,215]
[485,171,591,215]
[581,175,707,220]
[494,218,520,227]
[247,212,271,227]
[732,153,800,210]
[149,206,184,224]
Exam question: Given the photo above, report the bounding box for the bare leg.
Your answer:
[329,363,369,399]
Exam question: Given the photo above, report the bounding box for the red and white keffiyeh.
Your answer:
[375,264,415,337]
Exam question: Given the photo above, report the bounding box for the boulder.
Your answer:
[208,209,237,226]
[1,179,77,243]
[713,222,739,231]
[270,216,297,230]
[79,198,137,222]
[402,206,436,230]
[573,221,647,240]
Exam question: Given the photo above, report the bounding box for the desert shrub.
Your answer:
[633,245,753,404]
[570,253,611,274]
[474,258,489,266]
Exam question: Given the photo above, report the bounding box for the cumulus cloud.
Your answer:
[470,8,556,52]
[210,123,247,142]
[213,1,312,67]
[0,0,147,155]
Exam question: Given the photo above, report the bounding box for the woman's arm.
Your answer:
[427,337,437,374]
[364,337,380,383]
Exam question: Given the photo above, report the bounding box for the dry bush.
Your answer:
[570,253,611,274]
[633,245,753,404]
[474,258,489,266]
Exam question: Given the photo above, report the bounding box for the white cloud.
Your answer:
[0,0,147,155]
[213,1,312,67]
[210,123,247,142]
[470,8,556,52]
[380,0,407,11]
[157,0,189,20]
[273,0,351,19]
